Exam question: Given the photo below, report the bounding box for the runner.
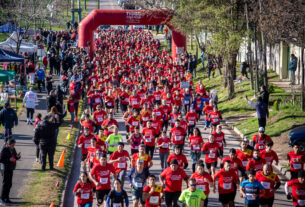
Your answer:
[157,130,171,171]
[252,127,273,152]
[127,127,143,155]
[190,160,213,207]
[78,128,95,171]
[189,128,204,172]
[167,145,188,170]
[73,172,95,207]
[131,144,153,169]
[214,160,240,207]
[246,149,266,173]
[287,144,305,180]
[159,159,188,207]
[178,178,206,207]
[106,179,129,207]
[285,171,305,207]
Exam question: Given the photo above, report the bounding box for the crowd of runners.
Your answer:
[66,29,305,207]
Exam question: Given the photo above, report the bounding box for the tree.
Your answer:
[0,0,65,54]
[168,0,247,98]
[249,0,305,110]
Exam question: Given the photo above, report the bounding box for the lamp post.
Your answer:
[254,22,259,93]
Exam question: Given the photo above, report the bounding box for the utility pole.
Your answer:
[254,22,259,93]
[301,47,304,111]
[71,0,75,24]
[245,0,254,90]
[78,0,82,23]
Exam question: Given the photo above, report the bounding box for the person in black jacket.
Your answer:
[0,102,18,142]
[34,118,57,171]
[0,139,21,204]
[47,90,57,112]
[260,85,269,106]
[49,53,56,75]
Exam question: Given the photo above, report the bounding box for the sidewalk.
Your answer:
[0,88,53,206]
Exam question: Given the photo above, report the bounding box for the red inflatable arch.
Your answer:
[78,9,186,61]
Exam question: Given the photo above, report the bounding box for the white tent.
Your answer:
[0,32,37,54]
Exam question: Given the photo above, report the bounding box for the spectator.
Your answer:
[240,61,249,79]
[288,54,298,85]
[0,139,21,204]
[246,96,269,129]
[23,87,37,125]
[0,102,18,142]
[36,67,45,93]
[45,73,53,95]
[47,90,57,112]
[260,85,269,106]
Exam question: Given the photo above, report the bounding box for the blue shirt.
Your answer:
[240,179,264,204]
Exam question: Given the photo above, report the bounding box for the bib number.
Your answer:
[298,200,305,206]
[208,153,215,158]
[100,178,108,184]
[223,183,231,190]
[293,163,302,169]
[81,193,90,199]
[261,181,270,189]
[113,203,122,207]
[149,196,159,204]
[118,162,126,168]
[197,185,206,191]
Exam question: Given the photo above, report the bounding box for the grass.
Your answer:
[0,32,9,41]
[22,100,84,207]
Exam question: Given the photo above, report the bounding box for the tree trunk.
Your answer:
[301,47,304,111]
[227,52,238,99]
[223,62,228,88]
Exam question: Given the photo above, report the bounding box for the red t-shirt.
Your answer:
[287,151,305,172]
[128,116,141,132]
[212,131,225,151]
[185,112,198,126]
[203,105,213,121]
[130,96,141,109]
[142,127,157,147]
[170,127,185,145]
[167,153,188,169]
[246,158,266,172]
[201,142,220,163]
[152,108,164,120]
[143,185,163,207]
[287,179,305,206]
[190,172,213,195]
[260,150,278,166]
[77,134,95,154]
[81,120,94,133]
[209,111,222,125]
[253,134,273,151]
[214,168,239,194]
[73,181,95,204]
[160,167,188,192]
[157,137,171,153]
[255,171,280,198]
[109,150,130,173]
[90,163,115,190]
[93,110,107,125]
[189,135,204,151]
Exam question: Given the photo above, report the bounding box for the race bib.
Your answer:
[97,117,103,122]
[81,193,90,199]
[118,163,126,168]
[132,121,138,126]
[107,102,112,106]
[259,145,264,150]
[84,143,90,149]
[124,98,129,103]
[184,100,189,104]
[142,117,148,121]
[242,161,248,167]
[261,181,270,189]
[171,119,176,123]
[293,163,302,169]
[135,182,143,188]
[213,118,219,123]
[146,138,152,143]
[223,183,231,190]
[95,99,100,103]
[193,145,200,150]
[175,136,182,141]
[155,96,160,100]
[298,200,305,206]
[208,153,215,158]
[163,143,169,148]
[133,101,138,105]
[197,185,206,191]
[149,196,159,204]
[134,145,139,150]
[189,121,194,125]
[100,178,108,184]
[246,193,256,200]
[113,203,122,207]
[218,142,223,147]
[156,112,161,116]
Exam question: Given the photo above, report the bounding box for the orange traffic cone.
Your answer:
[57,149,66,167]
[50,202,54,207]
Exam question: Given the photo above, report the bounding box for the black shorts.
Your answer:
[120,103,128,112]
[259,197,274,207]
[205,161,217,169]
[81,154,88,161]
[106,105,114,109]
[219,192,235,204]
[96,189,111,204]
[212,123,219,127]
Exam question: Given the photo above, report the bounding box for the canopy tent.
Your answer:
[0,70,15,82]
[0,48,25,63]
[0,32,37,54]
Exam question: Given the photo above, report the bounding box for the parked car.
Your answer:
[289,126,305,151]
[118,0,126,7]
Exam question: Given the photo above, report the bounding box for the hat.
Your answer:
[84,127,90,131]
[243,138,250,143]
[4,102,10,108]
[170,159,178,165]
[258,127,265,132]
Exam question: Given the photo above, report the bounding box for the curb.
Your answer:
[222,119,290,180]
[60,102,84,207]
